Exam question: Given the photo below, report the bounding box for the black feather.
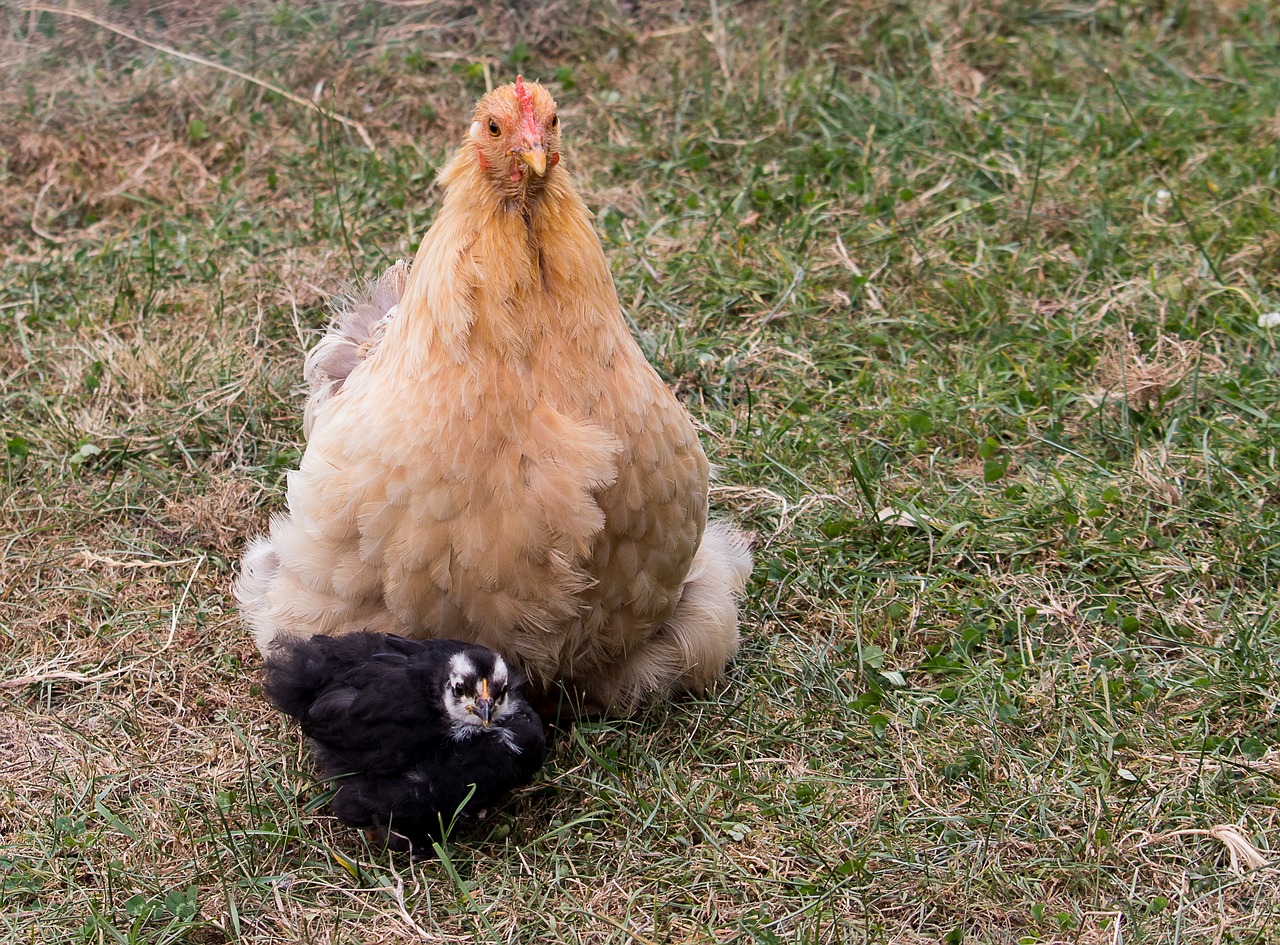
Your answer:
[263,631,546,855]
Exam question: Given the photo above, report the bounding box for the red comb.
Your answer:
[515,75,533,115]
[514,74,539,139]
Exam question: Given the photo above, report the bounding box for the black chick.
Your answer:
[263,631,546,856]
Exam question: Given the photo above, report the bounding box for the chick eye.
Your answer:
[550,114,558,128]
[487,119,501,137]
[453,683,467,697]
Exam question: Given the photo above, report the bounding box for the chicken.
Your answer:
[237,76,752,712]
[264,632,545,855]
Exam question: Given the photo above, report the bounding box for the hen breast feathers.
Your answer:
[238,79,751,712]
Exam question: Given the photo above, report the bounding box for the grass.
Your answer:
[2,0,1280,941]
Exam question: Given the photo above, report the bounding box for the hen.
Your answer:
[264,631,545,855]
[238,77,752,712]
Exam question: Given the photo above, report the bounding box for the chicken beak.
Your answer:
[474,678,493,728]
[517,145,547,177]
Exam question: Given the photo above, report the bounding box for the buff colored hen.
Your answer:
[237,77,752,713]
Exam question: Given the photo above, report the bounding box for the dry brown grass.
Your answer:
[1092,330,1227,412]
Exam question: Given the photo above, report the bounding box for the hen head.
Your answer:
[469,75,562,203]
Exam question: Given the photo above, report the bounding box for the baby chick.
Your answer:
[263,631,546,856]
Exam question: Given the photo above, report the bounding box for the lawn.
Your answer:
[3,1,1280,942]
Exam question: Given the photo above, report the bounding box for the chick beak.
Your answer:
[517,144,547,177]
[474,678,493,728]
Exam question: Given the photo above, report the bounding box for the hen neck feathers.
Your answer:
[390,149,624,368]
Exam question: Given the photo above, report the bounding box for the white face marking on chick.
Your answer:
[442,652,479,728]
[487,656,514,723]
[446,652,475,687]
[491,656,509,690]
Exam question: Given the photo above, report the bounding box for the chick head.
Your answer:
[442,648,516,730]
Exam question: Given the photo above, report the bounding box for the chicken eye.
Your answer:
[550,114,558,128]
[487,120,501,137]
[452,683,467,697]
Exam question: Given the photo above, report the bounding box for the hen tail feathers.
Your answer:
[302,259,411,438]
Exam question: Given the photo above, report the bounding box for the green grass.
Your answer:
[3,0,1280,942]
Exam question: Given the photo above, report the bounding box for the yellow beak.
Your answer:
[518,146,547,177]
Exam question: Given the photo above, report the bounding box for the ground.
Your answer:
[2,1,1280,942]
